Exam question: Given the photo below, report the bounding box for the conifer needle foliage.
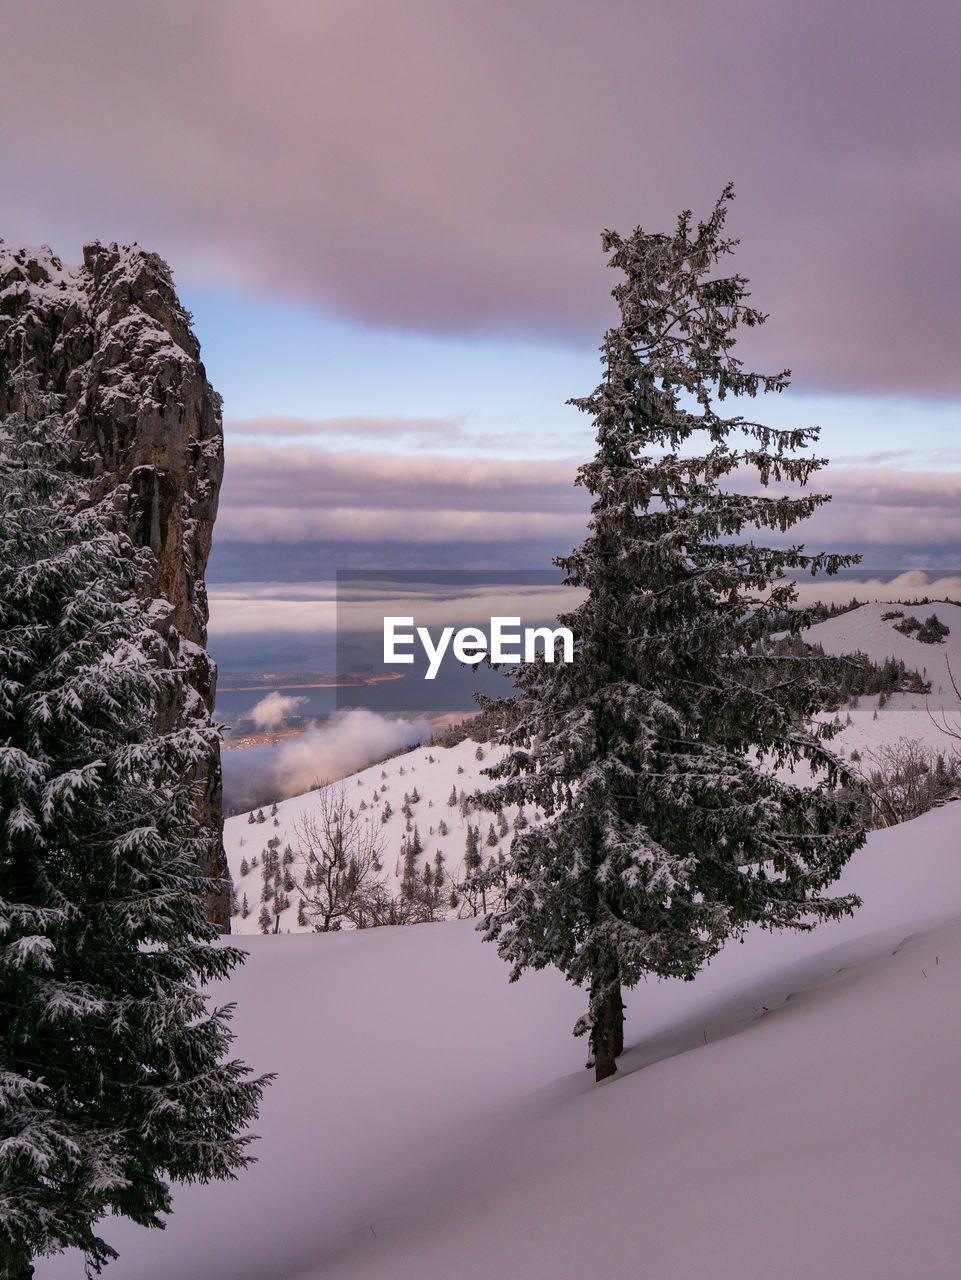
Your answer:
[0,373,270,1278]
[476,187,865,1081]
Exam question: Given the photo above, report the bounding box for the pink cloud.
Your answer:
[2,0,959,392]
[215,444,961,563]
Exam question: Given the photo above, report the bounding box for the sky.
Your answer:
[2,0,959,654]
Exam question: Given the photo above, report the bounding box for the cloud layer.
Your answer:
[790,572,961,608]
[221,708,431,812]
[4,0,960,392]
[245,692,309,731]
[212,444,961,575]
[215,444,586,544]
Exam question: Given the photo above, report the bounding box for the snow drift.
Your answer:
[36,801,961,1280]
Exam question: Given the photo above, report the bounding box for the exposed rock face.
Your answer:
[0,238,229,929]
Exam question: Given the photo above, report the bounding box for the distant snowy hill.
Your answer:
[800,600,961,708]
[802,600,960,770]
[37,802,961,1280]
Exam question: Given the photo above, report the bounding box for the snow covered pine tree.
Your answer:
[477,186,865,1082]
[0,373,269,1278]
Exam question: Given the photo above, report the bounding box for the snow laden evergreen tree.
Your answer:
[476,187,865,1082]
[0,373,270,1278]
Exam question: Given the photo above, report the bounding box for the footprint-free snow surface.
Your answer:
[37,801,961,1280]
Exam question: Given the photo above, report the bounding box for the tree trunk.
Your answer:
[591,979,624,1082]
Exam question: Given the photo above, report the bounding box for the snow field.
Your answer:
[36,802,961,1280]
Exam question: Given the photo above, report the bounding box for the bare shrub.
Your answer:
[852,737,960,828]
[928,657,961,744]
[291,784,389,930]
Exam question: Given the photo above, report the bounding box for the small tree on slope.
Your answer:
[0,374,270,1278]
[476,187,865,1082]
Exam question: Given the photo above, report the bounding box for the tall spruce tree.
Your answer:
[0,373,270,1277]
[477,187,865,1081]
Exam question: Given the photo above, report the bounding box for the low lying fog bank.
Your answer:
[221,707,431,814]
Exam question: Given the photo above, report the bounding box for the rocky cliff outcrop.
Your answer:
[0,238,229,928]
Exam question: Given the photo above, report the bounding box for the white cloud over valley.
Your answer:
[245,692,308,730]
[221,708,432,811]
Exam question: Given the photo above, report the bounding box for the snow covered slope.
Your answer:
[802,600,961,710]
[804,600,961,764]
[36,803,961,1280]
[226,736,518,933]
